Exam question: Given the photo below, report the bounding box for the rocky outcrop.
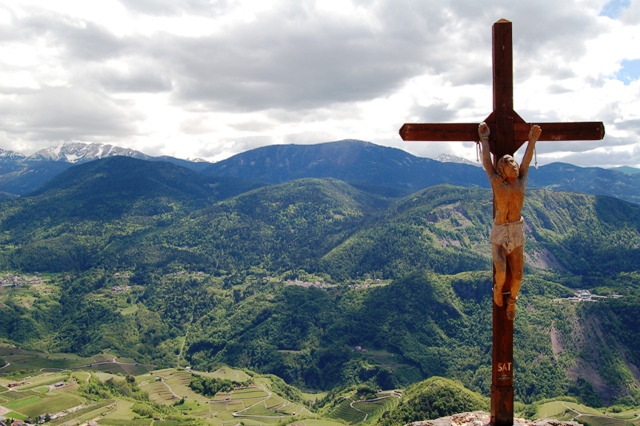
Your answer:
[407,411,583,426]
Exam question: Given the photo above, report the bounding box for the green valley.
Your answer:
[0,156,639,424]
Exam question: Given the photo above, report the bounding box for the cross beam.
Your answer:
[400,120,605,159]
[400,19,605,160]
[399,19,604,426]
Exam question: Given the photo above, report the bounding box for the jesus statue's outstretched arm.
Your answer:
[518,125,541,180]
[478,122,497,181]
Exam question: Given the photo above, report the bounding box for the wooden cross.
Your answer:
[399,19,604,426]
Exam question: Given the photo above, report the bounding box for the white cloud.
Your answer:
[0,0,639,168]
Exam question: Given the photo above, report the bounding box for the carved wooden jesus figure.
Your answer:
[478,122,542,320]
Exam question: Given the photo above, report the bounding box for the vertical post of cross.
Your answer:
[492,19,515,159]
[490,19,516,426]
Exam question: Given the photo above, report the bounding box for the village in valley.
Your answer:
[558,289,624,303]
[0,274,44,288]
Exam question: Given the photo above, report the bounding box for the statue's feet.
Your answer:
[493,284,504,306]
[506,296,517,320]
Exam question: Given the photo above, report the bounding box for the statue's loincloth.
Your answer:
[491,217,525,255]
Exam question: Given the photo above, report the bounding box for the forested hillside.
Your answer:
[0,156,639,409]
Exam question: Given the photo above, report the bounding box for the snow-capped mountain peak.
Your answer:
[28,142,151,163]
[0,148,27,161]
[435,153,481,167]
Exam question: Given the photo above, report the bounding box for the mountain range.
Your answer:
[1,140,640,205]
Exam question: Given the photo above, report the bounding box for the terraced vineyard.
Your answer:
[0,380,88,423]
[139,378,178,405]
[204,368,252,382]
[326,398,368,424]
[49,400,115,425]
[352,395,400,424]
[533,401,640,426]
[283,421,346,426]
[0,343,155,376]
[325,393,401,425]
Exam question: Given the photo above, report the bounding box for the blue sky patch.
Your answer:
[600,0,631,18]
[615,59,640,83]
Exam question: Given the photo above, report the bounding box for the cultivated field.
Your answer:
[534,401,640,426]
[1,343,637,425]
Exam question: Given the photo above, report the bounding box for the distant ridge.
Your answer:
[0,140,639,204]
[201,139,640,204]
[610,166,640,175]
[201,139,488,190]
[435,153,481,167]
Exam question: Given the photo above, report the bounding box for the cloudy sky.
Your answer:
[1,0,639,167]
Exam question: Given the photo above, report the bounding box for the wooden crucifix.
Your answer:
[399,19,604,426]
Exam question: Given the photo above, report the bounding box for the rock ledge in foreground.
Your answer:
[407,411,582,426]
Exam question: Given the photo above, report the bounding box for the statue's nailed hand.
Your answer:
[478,122,490,140]
[529,125,542,142]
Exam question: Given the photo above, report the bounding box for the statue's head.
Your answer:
[497,154,519,179]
